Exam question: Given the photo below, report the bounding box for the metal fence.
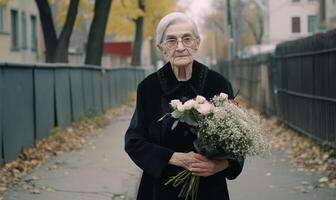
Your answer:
[214,29,336,148]
[274,30,336,148]
[0,63,151,163]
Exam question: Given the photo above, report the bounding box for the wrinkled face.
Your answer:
[158,22,200,68]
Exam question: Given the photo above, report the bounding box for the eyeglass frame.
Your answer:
[161,36,198,49]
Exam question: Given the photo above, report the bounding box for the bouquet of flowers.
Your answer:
[159,93,269,200]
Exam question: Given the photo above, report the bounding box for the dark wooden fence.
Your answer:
[0,63,151,163]
[214,29,336,148]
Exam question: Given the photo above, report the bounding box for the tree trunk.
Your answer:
[131,0,145,66]
[35,0,79,63]
[53,0,80,62]
[85,0,113,66]
[35,0,57,62]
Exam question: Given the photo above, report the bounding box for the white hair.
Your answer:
[155,12,200,45]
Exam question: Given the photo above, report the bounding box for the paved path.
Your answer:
[3,112,336,200]
[3,114,141,200]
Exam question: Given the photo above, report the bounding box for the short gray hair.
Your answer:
[156,12,200,45]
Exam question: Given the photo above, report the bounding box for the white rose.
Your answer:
[177,103,186,112]
[183,99,196,110]
[170,99,182,109]
[219,92,228,100]
[196,102,214,115]
[195,95,206,104]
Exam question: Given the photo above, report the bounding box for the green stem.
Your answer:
[164,170,189,186]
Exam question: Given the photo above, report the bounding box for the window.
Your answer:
[10,9,19,50]
[308,15,317,33]
[292,17,301,33]
[0,6,4,32]
[21,12,27,49]
[31,15,37,51]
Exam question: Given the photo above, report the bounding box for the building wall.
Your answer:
[268,0,319,44]
[325,0,336,29]
[0,0,42,63]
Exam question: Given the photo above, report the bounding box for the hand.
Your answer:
[169,152,206,170]
[190,158,229,177]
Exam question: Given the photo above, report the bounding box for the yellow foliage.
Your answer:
[106,0,177,39]
[0,0,8,6]
[52,0,176,38]
[55,0,93,29]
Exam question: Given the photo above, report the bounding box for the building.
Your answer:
[102,41,132,67]
[267,0,319,44]
[0,0,43,63]
[319,0,336,30]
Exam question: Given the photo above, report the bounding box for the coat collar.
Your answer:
[157,60,208,97]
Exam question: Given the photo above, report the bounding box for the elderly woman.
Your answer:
[125,12,244,200]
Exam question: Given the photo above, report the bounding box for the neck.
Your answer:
[171,63,192,81]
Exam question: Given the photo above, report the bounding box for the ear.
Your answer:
[195,38,201,50]
[157,44,163,52]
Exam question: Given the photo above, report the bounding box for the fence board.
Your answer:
[92,70,103,114]
[82,69,94,114]
[70,69,85,121]
[115,70,121,105]
[3,67,35,162]
[55,68,72,128]
[0,66,3,163]
[108,70,116,107]
[101,72,110,111]
[34,68,55,140]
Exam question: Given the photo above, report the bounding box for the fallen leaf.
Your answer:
[0,187,7,192]
[30,188,40,194]
[41,186,55,192]
[319,177,328,183]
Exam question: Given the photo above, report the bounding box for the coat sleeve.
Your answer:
[124,83,174,179]
[218,78,245,180]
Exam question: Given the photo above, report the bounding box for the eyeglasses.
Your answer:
[163,36,196,49]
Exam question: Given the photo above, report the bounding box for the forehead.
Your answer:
[164,22,194,38]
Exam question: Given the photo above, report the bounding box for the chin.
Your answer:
[173,58,193,67]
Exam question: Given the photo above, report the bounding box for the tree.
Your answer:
[105,0,176,66]
[242,1,264,45]
[131,0,145,66]
[84,0,113,65]
[35,0,79,63]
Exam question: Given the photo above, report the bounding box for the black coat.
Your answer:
[125,61,244,200]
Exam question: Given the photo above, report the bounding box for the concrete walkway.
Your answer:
[3,112,336,200]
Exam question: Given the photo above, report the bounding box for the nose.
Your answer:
[176,39,185,51]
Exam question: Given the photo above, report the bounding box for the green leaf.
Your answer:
[182,113,198,127]
[171,120,179,130]
[171,110,183,119]
[157,113,170,122]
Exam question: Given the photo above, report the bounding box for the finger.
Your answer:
[190,165,210,173]
[191,162,209,169]
[191,172,211,177]
[193,154,208,161]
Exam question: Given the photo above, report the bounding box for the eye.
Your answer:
[165,39,177,47]
[182,37,194,46]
